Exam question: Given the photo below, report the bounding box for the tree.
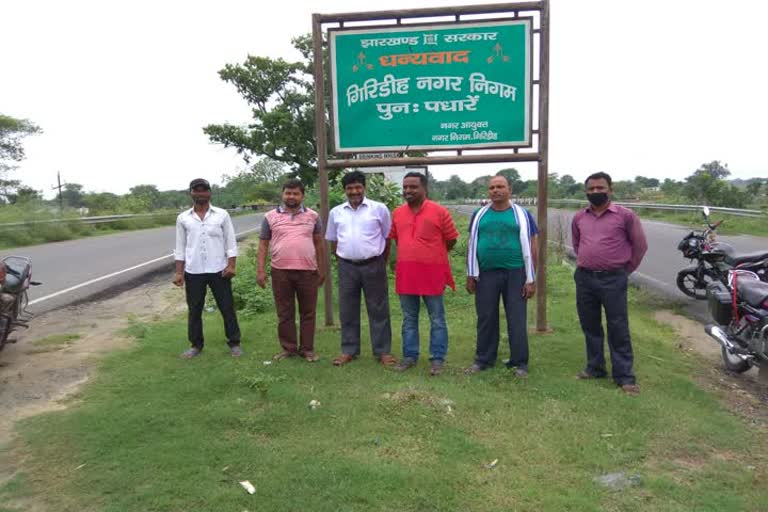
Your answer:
[82,192,120,213]
[61,183,85,208]
[634,175,659,188]
[219,158,287,205]
[661,178,683,197]
[444,175,470,200]
[746,179,764,198]
[559,174,581,196]
[683,160,731,205]
[0,114,41,202]
[6,185,42,204]
[204,35,324,185]
[129,184,161,210]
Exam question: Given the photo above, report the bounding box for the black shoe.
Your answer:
[429,359,444,376]
[464,363,486,375]
[394,358,417,372]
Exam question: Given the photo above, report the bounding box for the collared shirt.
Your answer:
[325,197,391,261]
[389,199,459,295]
[174,205,238,274]
[260,205,322,270]
[571,202,648,273]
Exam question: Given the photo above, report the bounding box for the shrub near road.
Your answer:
[1,215,766,511]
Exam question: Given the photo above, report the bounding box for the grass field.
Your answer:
[1,215,766,511]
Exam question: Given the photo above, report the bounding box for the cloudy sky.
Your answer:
[2,0,767,198]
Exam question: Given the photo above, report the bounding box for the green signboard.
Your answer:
[329,19,531,153]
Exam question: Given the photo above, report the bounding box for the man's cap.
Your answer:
[189,178,211,191]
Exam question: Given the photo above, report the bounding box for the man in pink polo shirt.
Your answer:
[389,171,459,376]
[257,179,325,362]
[572,172,647,395]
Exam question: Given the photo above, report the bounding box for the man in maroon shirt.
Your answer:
[571,172,648,395]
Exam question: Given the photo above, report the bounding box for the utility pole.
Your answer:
[51,172,65,213]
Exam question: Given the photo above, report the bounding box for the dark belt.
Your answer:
[577,266,626,276]
[338,255,381,266]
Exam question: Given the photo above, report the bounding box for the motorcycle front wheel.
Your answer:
[721,345,752,373]
[676,266,716,300]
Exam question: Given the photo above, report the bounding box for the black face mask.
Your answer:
[587,192,609,207]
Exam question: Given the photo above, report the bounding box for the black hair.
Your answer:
[584,172,612,188]
[492,174,511,186]
[341,170,366,188]
[403,171,428,188]
[282,178,305,193]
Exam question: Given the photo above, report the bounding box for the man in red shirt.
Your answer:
[571,172,648,395]
[389,172,459,376]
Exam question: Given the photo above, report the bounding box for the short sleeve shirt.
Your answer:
[389,200,459,295]
[477,208,523,270]
[261,205,322,270]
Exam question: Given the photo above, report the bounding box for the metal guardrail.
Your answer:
[0,206,267,230]
[444,198,767,217]
[547,199,767,218]
[0,212,177,229]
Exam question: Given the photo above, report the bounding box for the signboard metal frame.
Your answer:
[312,1,550,331]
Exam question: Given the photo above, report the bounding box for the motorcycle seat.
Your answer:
[726,250,768,267]
[738,280,768,308]
[0,258,30,294]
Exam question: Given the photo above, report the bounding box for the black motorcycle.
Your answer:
[705,270,768,373]
[676,207,768,299]
[0,256,40,350]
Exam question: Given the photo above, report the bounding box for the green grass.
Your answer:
[0,213,179,249]
[2,216,767,511]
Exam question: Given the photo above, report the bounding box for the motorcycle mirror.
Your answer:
[702,206,711,217]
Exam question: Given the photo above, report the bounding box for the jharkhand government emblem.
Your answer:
[487,43,511,64]
[352,52,374,72]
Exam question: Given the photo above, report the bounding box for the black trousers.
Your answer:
[338,256,392,357]
[474,268,529,369]
[185,272,241,349]
[574,268,635,385]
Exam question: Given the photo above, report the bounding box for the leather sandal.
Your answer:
[273,350,297,361]
[378,354,397,367]
[333,353,355,366]
[300,350,320,363]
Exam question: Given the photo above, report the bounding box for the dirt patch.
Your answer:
[654,310,768,426]
[0,274,185,490]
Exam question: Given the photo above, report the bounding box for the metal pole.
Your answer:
[56,172,64,213]
[312,14,335,326]
[535,0,550,332]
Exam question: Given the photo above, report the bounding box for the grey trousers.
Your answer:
[338,256,392,357]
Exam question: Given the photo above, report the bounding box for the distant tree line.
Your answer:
[425,161,766,209]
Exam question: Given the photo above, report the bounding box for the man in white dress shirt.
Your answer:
[174,178,242,358]
[325,171,396,367]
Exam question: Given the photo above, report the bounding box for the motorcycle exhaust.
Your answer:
[705,324,752,362]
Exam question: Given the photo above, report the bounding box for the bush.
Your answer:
[230,242,273,316]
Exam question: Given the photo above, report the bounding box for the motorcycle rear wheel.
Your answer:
[0,317,9,351]
[721,345,751,373]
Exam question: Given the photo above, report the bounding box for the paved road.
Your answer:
[453,205,768,321]
[0,213,264,314]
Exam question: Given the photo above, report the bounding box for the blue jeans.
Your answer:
[399,294,448,361]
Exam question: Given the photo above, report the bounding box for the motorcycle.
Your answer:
[676,206,768,299]
[705,269,768,373]
[0,256,41,351]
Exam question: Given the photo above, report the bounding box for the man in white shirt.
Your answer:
[174,178,241,358]
[325,171,396,367]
